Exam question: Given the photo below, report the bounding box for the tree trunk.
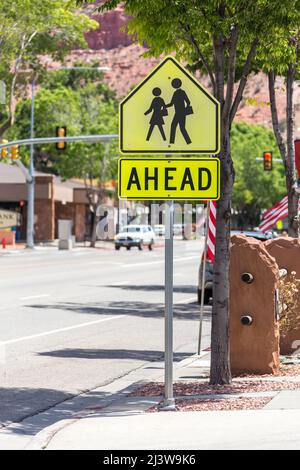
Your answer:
[286,64,299,237]
[269,68,299,237]
[209,33,234,385]
[0,117,13,137]
[268,71,287,160]
[210,129,233,385]
[90,209,99,248]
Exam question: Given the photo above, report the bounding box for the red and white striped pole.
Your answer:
[207,200,217,263]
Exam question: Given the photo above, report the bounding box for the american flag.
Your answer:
[207,200,217,262]
[206,196,290,262]
[259,196,288,232]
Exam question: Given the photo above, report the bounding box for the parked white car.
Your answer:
[114,225,155,251]
[154,224,165,236]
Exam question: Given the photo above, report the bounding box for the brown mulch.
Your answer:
[131,363,300,398]
[236,364,300,378]
[148,397,272,412]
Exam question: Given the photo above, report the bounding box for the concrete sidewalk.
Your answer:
[0,353,203,449]
[34,409,300,450]
[24,353,300,450]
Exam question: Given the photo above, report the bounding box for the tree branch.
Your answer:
[229,38,258,125]
[0,31,39,136]
[180,23,216,95]
[268,70,287,164]
[286,62,295,177]
[0,117,13,137]
[222,24,238,125]
[213,33,225,106]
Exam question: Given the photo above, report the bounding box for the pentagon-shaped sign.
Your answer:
[120,56,220,155]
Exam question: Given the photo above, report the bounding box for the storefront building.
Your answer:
[0,163,115,242]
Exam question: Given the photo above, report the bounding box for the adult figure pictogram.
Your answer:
[144,87,168,141]
[167,78,193,145]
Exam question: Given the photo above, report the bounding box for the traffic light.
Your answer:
[263,151,273,171]
[11,145,19,160]
[0,139,8,158]
[56,126,67,150]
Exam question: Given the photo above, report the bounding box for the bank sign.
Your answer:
[0,210,19,229]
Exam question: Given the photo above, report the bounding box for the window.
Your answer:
[124,226,141,233]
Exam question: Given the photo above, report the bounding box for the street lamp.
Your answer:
[26,65,110,249]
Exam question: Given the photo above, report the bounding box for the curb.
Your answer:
[25,353,202,450]
[26,419,78,450]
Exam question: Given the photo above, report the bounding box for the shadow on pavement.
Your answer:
[103,284,197,294]
[0,386,74,432]
[27,300,211,321]
[37,349,189,362]
[0,383,139,437]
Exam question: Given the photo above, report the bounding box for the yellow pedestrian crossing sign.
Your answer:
[120,56,220,155]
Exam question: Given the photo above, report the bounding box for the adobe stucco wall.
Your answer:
[35,199,55,241]
[265,237,300,355]
[34,176,55,241]
[55,202,86,242]
[230,235,280,375]
[74,204,86,242]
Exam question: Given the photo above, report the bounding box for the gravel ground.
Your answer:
[131,378,300,397]
[235,364,300,378]
[148,397,272,412]
[131,363,300,412]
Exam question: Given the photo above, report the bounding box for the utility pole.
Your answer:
[26,79,35,249]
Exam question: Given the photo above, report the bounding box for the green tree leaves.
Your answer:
[0,0,97,135]
[9,68,118,182]
[232,122,285,227]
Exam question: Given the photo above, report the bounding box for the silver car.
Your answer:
[198,253,213,304]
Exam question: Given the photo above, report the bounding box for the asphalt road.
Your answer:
[0,239,211,427]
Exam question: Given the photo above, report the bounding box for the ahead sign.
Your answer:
[118,158,220,200]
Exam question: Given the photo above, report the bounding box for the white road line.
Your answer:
[20,294,50,301]
[120,260,164,268]
[0,302,166,345]
[120,255,196,269]
[110,280,131,286]
[174,256,197,262]
[176,296,196,304]
[0,314,126,346]
[86,261,124,266]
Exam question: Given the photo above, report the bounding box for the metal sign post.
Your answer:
[160,199,176,410]
[27,79,36,249]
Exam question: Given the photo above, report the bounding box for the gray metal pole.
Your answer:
[26,79,35,249]
[197,203,210,355]
[160,199,176,410]
[0,134,118,149]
